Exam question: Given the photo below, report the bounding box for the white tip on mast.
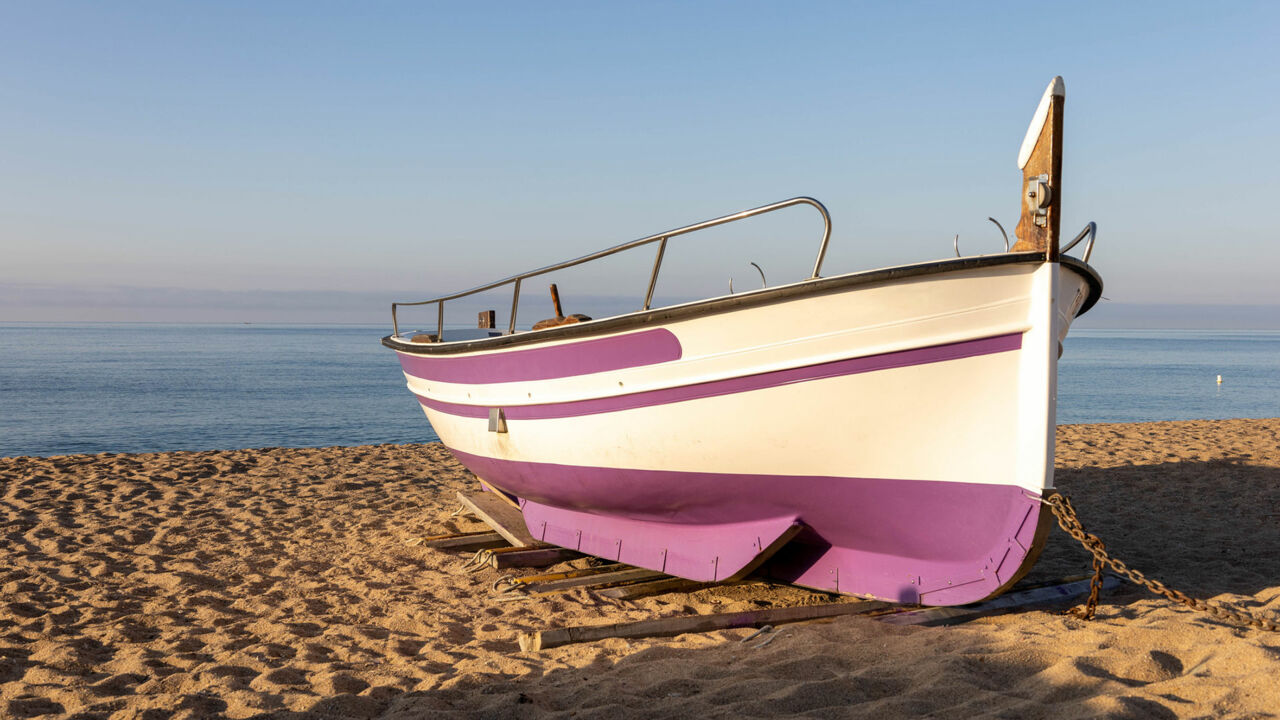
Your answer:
[1017,76,1065,170]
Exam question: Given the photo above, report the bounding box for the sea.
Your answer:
[2,323,1278,458]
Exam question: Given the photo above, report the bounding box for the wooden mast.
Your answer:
[1011,77,1065,260]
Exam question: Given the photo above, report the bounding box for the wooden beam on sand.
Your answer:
[408,529,491,545]
[419,531,509,551]
[518,600,891,651]
[456,490,537,547]
[521,567,667,595]
[487,546,581,569]
[878,575,1121,627]
[596,577,710,599]
[507,564,626,586]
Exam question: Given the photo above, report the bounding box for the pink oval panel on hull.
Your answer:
[397,328,682,384]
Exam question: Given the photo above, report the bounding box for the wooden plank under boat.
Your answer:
[383,77,1102,606]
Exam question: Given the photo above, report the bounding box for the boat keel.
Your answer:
[519,500,801,583]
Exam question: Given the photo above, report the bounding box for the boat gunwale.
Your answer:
[382,253,1103,356]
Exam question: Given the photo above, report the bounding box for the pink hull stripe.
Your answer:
[397,328,681,384]
[416,332,1022,421]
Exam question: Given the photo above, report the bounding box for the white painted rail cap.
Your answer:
[1017,76,1065,170]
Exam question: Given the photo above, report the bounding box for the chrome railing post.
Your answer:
[392,303,400,337]
[508,278,522,334]
[809,198,833,279]
[1060,221,1097,262]
[437,302,444,340]
[643,237,668,310]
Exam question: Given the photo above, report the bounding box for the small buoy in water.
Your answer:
[1217,374,1223,385]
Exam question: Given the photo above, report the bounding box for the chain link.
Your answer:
[1043,493,1279,632]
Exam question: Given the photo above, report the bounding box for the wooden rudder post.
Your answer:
[1011,76,1065,260]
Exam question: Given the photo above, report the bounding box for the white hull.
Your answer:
[408,262,1088,491]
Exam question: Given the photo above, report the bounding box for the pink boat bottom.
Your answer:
[449,449,1045,606]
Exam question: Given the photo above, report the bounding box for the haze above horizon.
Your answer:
[3,2,1278,325]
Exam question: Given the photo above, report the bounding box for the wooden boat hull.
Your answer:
[387,254,1101,605]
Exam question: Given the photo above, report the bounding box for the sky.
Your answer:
[2,2,1278,326]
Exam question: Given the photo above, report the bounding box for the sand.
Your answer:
[2,418,1280,719]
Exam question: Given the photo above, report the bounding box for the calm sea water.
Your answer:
[2,323,1278,457]
[1057,329,1280,424]
[1,323,433,457]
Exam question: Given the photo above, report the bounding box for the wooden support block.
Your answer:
[518,600,891,651]
[531,313,591,330]
[456,490,537,546]
[523,567,667,595]
[489,547,581,569]
[422,531,509,551]
[531,286,591,330]
[477,479,521,509]
[596,577,710,599]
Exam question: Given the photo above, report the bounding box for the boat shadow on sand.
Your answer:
[1030,457,1280,602]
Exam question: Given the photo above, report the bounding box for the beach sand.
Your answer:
[3,418,1279,718]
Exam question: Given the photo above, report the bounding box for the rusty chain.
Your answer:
[1043,492,1279,632]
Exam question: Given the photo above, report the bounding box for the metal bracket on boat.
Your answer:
[988,217,1010,251]
[1025,173,1052,227]
[953,219,1011,258]
[728,262,768,294]
[488,408,508,433]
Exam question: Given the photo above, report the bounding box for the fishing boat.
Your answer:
[383,77,1102,606]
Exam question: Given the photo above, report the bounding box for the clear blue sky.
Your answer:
[2,2,1277,324]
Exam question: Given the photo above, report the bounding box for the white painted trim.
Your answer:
[1017,76,1065,170]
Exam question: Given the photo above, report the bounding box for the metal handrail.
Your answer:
[392,196,833,338]
[1060,221,1097,263]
